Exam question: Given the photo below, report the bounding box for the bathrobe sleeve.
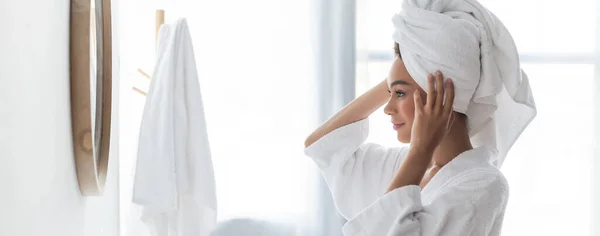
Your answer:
[342,169,509,236]
[304,118,408,219]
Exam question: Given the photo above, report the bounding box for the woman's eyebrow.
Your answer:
[390,80,410,87]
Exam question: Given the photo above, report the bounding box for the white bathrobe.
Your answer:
[133,18,217,236]
[304,118,508,236]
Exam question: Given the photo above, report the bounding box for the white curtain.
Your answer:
[356,0,600,236]
[117,0,350,235]
[311,0,357,235]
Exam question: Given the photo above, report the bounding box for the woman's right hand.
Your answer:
[409,71,455,154]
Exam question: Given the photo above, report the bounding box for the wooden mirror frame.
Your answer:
[69,0,112,196]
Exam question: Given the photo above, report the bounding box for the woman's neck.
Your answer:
[431,115,473,167]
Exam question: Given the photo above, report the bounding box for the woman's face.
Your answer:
[384,58,424,143]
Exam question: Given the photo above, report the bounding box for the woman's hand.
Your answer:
[410,70,455,153]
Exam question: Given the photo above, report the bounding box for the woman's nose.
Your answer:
[383,99,396,116]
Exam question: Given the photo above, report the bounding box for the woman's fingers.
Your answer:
[414,90,424,115]
[426,74,435,109]
[423,70,454,119]
[443,78,455,117]
[435,71,444,113]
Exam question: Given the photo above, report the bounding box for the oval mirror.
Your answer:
[69,0,113,196]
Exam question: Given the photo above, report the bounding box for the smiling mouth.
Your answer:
[392,123,405,130]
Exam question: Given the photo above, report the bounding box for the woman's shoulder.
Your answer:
[445,165,509,204]
[436,147,509,196]
[462,166,508,188]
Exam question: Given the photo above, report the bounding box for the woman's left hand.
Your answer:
[410,70,455,154]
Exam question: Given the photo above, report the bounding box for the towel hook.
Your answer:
[132,9,165,96]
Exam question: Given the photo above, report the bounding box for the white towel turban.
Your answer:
[392,0,537,167]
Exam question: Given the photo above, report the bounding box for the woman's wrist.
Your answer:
[407,145,435,165]
[373,79,391,105]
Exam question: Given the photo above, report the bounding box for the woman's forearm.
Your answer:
[304,79,389,148]
[385,147,432,193]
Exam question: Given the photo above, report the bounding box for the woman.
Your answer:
[303,0,537,235]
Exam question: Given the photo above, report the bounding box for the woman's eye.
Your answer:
[395,91,405,97]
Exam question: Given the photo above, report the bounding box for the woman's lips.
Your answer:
[392,123,405,130]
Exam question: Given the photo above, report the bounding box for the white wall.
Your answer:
[0,0,120,236]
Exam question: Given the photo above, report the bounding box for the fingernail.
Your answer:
[436,70,441,76]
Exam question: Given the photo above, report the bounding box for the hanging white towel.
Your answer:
[132,18,218,236]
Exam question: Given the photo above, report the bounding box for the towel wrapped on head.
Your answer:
[392,0,536,167]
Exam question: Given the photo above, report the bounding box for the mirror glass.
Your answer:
[90,0,101,164]
[90,0,97,159]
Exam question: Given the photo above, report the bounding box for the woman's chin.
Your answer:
[396,132,410,144]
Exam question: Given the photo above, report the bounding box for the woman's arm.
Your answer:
[304,79,389,148]
[303,79,409,219]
